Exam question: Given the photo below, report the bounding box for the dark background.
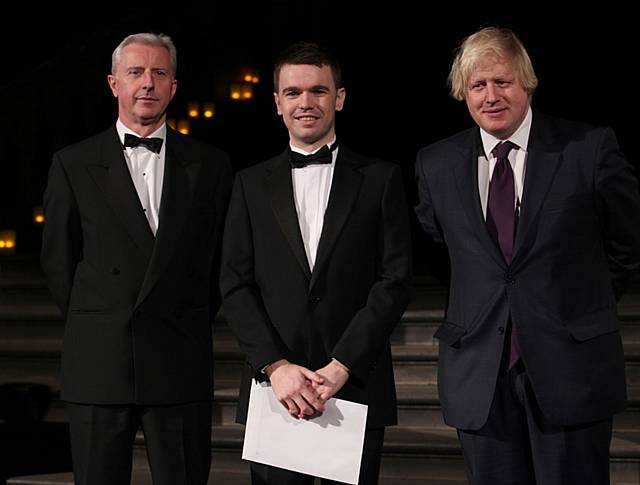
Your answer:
[0,4,635,275]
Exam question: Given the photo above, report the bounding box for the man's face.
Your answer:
[274,63,345,151]
[107,43,177,132]
[465,55,530,139]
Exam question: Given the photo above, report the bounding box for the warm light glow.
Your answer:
[177,119,191,135]
[187,102,200,118]
[0,229,16,252]
[231,83,254,101]
[203,102,215,118]
[167,118,176,129]
[242,84,253,99]
[34,206,44,224]
[242,68,259,84]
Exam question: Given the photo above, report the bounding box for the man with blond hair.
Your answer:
[415,27,640,484]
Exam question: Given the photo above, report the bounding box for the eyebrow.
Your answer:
[282,84,330,93]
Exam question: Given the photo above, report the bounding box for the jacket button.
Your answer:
[111,268,120,275]
[309,296,321,303]
[504,273,515,284]
[498,326,505,335]
[134,310,141,318]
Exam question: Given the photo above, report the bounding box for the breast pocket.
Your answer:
[542,193,592,214]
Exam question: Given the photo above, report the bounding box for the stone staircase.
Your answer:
[1,254,639,484]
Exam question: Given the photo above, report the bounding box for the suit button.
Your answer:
[309,296,321,304]
[498,326,505,335]
[111,268,120,275]
[134,310,141,318]
[504,273,515,285]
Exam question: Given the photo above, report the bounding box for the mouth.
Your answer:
[295,114,320,121]
[483,107,507,116]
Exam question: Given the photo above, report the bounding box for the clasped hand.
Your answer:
[266,359,350,419]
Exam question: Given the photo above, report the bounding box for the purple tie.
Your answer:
[487,141,520,368]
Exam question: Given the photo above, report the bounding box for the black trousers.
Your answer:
[250,427,385,485]
[66,401,212,485]
[457,362,613,485]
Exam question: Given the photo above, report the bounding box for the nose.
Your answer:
[485,83,498,103]
[299,91,313,109]
[141,69,155,90]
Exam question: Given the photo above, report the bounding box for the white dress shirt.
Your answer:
[477,107,533,218]
[290,138,338,270]
[116,120,166,235]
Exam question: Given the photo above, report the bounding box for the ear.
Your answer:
[274,92,283,116]
[107,74,118,98]
[170,78,178,100]
[335,87,346,112]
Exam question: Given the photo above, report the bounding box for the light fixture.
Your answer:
[203,102,215,119]
[187,102,200,118]
[0,229,16,253]
[242,68,260,84]
[177,119,190,135]
[34,206,45,225]
[230,84,253,102]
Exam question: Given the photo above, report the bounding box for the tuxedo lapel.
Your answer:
[310,150,362,290]
[86,127,155,256]
[137,130,196,306]
[452,132,506,268]
[266,153,312,280]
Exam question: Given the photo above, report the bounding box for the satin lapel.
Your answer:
[452,133,506,268]
[309,151,362,291]
[86,128,155,256]
[511,121,561,267]
[137,132,195,306]
[267,154,312,280]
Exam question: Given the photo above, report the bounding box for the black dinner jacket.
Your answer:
[220,145,412,428]
[41,125,232,404]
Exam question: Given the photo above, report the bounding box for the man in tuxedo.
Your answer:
[41,33,232,485]
[414,27,640,484]
[220,41,412,484]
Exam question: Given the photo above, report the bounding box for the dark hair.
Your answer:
[273,41,342,92]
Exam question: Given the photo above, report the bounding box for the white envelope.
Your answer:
[242,379,368,484]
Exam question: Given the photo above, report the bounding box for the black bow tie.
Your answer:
[288,142,338,169]
[123,133,163,154]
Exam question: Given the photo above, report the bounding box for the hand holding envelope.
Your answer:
[242,379,368,485]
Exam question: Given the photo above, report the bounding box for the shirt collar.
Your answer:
[480,106,532,158]
[289,136,337,156]
[116,119,166,147]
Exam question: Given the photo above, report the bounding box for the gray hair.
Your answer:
[111,33,177,76]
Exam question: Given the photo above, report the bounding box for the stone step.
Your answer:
[6,450,640,485]
[7,418,640,484]
[3,307,640,363]
[3,355,640,421]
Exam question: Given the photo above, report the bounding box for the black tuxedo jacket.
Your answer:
[220,146,412,428]
[415,112,640,429]
[41,125,232,405]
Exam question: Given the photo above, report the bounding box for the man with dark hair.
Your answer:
[220,41,412,484]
